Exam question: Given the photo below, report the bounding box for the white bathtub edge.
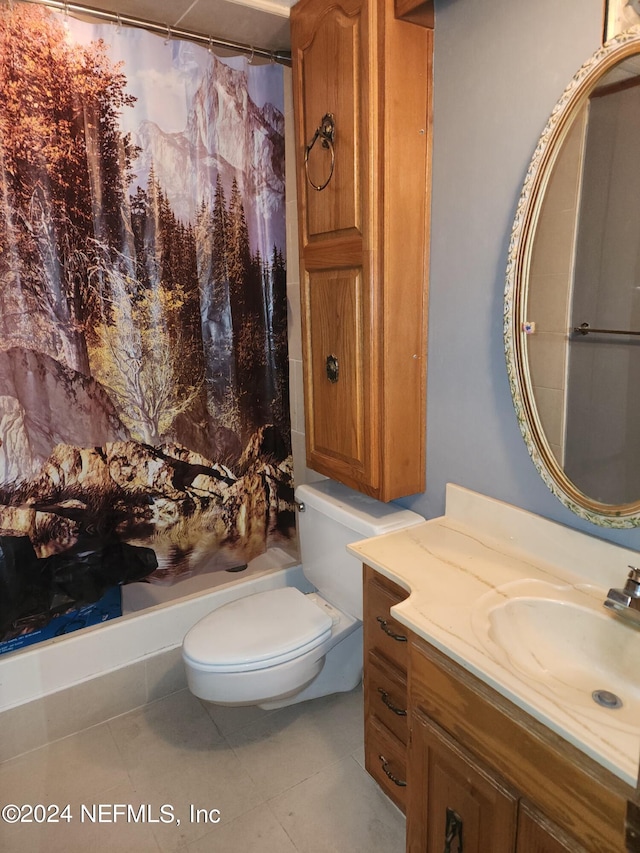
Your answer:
[0,563,307,713]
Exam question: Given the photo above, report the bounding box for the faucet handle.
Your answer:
[625,566,640,596]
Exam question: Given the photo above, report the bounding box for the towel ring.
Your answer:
[304,114,335,191]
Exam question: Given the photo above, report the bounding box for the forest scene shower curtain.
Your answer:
[0,3,293,650]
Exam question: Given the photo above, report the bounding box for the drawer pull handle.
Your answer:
[377,687,407,716]
[378,754,407,788]
[376,616,407,642]
[444,806,463,853]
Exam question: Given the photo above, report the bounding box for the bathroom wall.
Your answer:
[394,0,640,549]
[287,0,640,547]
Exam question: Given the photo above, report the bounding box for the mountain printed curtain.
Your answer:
[0,3,292,647]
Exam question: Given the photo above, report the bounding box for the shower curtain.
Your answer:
[0,3,292,649]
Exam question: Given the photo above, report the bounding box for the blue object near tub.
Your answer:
[0,585,122,656]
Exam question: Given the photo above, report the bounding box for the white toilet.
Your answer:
[182,479,423,709]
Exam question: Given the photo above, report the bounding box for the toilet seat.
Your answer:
[182,587,333,673]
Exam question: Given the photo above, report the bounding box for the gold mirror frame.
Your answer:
[504,27,640,528]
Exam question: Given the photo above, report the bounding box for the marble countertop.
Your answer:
[348,484,640,788]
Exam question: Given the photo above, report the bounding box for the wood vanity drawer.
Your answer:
[363,565,409,673]
[365,716,407,813]
[365,650,408,746]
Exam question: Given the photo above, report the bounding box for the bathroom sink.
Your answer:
[471,579,640,728]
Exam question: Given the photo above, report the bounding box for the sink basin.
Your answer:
[471,579,640,729]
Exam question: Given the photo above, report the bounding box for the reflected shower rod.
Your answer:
[573,323,640,337]
[22,0,292,66]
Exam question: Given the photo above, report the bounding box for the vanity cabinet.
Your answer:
[290,0,432,501]
[363,565,410,812]
[407,635,628,853]
[361,566,630,851]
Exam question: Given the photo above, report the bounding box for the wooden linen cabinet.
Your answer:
[290,0,433,501]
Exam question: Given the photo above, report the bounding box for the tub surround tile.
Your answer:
[42,659,148,745]
[146,646,188,702]
[0,646,188,763]
[0,698,50,764]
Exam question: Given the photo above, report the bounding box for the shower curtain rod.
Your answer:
[19,0,292,66]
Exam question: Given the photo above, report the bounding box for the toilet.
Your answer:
[182,479,423,709]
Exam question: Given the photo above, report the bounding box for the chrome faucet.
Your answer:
[604,567,640,626]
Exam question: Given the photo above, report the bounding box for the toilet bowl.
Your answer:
[182,479,423,708]
[183,587,362,707]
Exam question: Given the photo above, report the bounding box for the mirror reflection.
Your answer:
[525,52,640,506]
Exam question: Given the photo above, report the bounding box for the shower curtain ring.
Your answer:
[164,25,172,45]
[249,46,255,64]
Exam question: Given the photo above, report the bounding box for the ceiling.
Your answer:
[76,0,295,54]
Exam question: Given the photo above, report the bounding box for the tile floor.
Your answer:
[0,685,406,852]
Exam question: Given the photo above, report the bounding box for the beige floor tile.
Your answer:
[0,722,129,806]
[199,698,279,737]
[107,692,269,852]
[269,754,406,853]
[0,780,162,853]
[108,689,224,785]
[185,803,297,853]
[225,687,364,798]
[0,682,400,852]
[137,757,268,853]
[351,743,366,770]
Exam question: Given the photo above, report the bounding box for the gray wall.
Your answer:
[399,0,640,549]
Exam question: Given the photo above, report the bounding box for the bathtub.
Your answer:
[0,546,308,713]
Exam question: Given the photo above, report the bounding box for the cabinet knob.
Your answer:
[304,113,336,191]
[325,354,339,383]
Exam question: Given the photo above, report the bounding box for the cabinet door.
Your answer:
[292,0,364,245]
[407,711,517,853]
[305,267,369,478]
[516,802,586,853]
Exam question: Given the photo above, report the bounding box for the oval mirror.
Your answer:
[505,28,640,527]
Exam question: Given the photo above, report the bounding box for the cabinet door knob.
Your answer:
[376,616,407,642]
[304,113,336,191]
[444,807,464,853]
[325,354,339,383]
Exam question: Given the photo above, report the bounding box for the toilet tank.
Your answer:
[295,480,423,620]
